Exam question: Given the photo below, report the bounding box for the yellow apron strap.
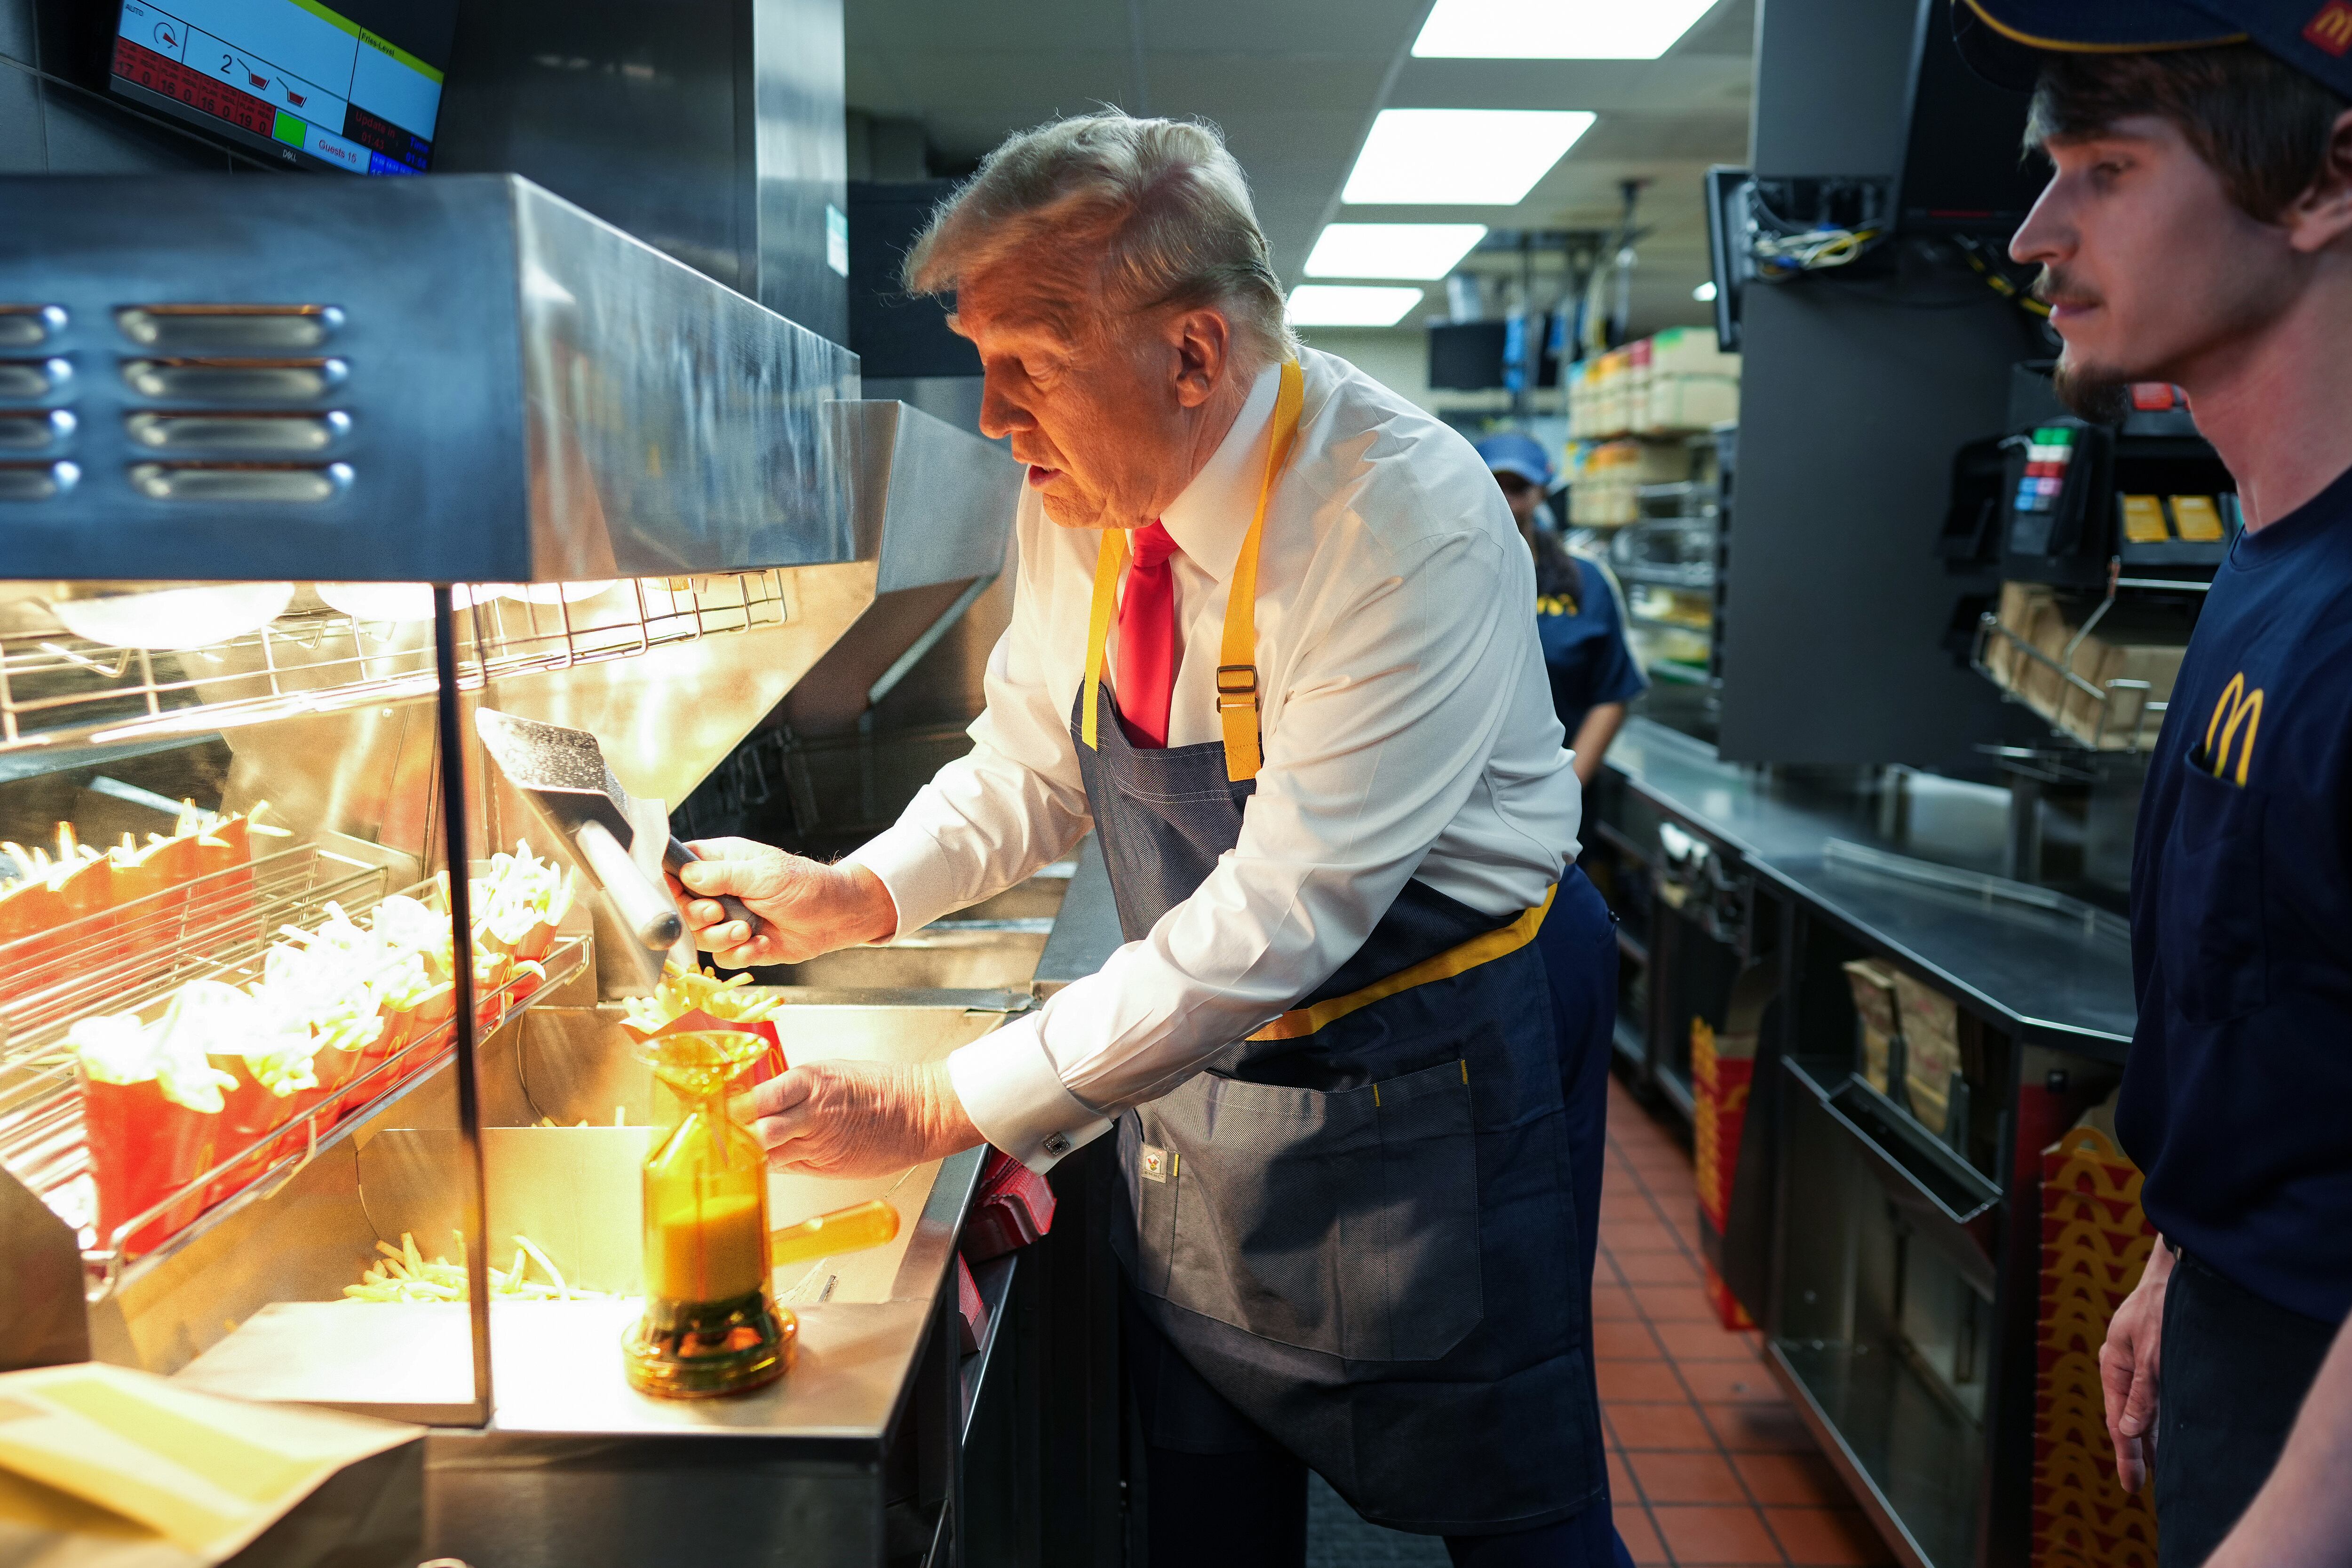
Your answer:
[1081,357,1305,777]
[1249,883,1556,1043]
[1218,359,1305,783]
[1081,527,1128,752]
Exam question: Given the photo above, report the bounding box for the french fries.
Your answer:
[341,1229,606,1303]
[620,963,786,1035]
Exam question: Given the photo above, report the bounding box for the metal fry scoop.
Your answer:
[473,707,757,954]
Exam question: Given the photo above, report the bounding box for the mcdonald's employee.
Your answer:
[1474,432,1647,784]
[1963,4,2352,1561]
[672,113,1629,1567]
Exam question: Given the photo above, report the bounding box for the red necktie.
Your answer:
[1114,521,1181,748]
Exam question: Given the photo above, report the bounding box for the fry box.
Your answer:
[0,877,66,1008]
[78,1074,218,1256]
[203,1058,301,1207]
[109,835,197,990]
[621,1009,786,1094]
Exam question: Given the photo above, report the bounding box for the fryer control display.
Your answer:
[110,0,455,175]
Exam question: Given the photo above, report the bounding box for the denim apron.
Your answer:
[1075,361,1607,1535]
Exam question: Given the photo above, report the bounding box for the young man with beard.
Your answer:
[1957,5,2352,1563]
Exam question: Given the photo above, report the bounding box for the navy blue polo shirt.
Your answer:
[2120,464,2352,1325]
[1537,554,1647,739]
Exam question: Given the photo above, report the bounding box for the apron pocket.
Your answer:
[1140,1058,1485,1364]
[1363,1059,1486,1361]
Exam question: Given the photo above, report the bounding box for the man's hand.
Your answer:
[670,837,898,968]
[730,1058,982,1178]
[2101,1240,2176,1492]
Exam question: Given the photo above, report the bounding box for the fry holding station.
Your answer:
[0,141,1112,1564]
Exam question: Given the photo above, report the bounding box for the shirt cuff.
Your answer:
[946,1012,1116,1174]
[841,820,963,941]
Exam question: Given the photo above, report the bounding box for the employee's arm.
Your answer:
[2101,1237,2174,1492]
[948,525,1560,1171]
[680,542,1094,965]
[1570,702,1627,786]
[2203,1311,2352,1568]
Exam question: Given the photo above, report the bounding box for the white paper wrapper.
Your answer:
[0,1363,420,1566]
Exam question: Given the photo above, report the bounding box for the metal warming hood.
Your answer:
[0,173,860,582]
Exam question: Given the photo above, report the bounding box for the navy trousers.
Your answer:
[2154,1250,2338,1568]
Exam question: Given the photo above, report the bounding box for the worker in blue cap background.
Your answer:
[1955,4,2352,1565]
[1476,432,1646,786]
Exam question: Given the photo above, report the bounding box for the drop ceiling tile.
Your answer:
[1142,53,1391,111]
[1390,57,1752,114]
[1135,0,1424,59]
[849,0,1132,52]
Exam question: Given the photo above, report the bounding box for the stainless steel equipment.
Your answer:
[0,168,1061,1566]
[0,173,857,582]
[474,706,752,953]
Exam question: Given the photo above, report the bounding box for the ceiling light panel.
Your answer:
[1341,110,1596,206]
[1305,224,1489,280]
[1287,285,1426,328]
[1413,0,1718,59]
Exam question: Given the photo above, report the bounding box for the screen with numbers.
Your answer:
[110,0,457,175]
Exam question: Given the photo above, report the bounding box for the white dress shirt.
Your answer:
[847,348,1583,1172]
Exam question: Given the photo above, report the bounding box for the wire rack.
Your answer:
[0,855,589,1284]
[0,572,792,753]
[1971,613,2166,756]
[0,844,398,1212]
[0,844,390,1055]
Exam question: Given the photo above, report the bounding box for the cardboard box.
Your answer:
[1890,972,1961,1138]
[1571,332,1741,438]
[2021,595,2076,719]
[1639,374,1741,433]
[1842,958,1903,1096]
[1986,581,2054,693]
[1648,325,1740,377]
[2059,638,2186,750]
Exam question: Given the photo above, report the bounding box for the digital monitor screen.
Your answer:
[1428,321,1509,392]
[110,0,458,175]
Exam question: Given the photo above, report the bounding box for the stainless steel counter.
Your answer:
[1032,836,1120,997]
[1603,718,2135,1059]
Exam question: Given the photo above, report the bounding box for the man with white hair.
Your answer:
[677,111,1624,1566]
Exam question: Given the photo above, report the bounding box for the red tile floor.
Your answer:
[1596,1077,1894,1568]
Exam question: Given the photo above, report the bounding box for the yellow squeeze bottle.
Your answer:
[623,1031,794,1398]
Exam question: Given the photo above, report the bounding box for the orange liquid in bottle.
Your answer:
[646,1179,767,1304]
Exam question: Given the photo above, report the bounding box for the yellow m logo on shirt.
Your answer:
[2203,673,2264,787]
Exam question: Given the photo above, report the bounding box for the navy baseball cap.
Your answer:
[1474,431,1554,487]
[1955,0,2352,99]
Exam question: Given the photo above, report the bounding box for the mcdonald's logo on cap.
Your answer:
[2307,0,2352,55]
[2204,672,2265,787]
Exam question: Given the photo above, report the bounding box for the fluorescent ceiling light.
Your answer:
[1306,224,1488,280]
[1342,110,1595,206]
[1413,0,1718,59]
[1287,285,1425,328]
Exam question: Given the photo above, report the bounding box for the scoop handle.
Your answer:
[574,819,683,951]
[770,1198,901,1267]
[663,837,765,948]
